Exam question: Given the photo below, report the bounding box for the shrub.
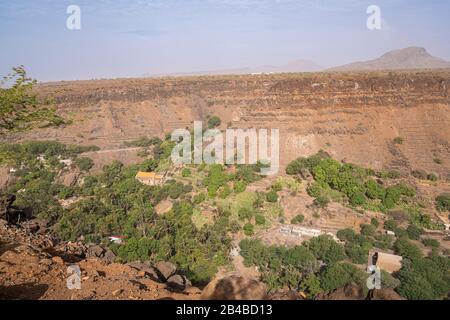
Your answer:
[219,185,232,199]
[393,137,404,145]
[412,169,428,180]
[384,219,397,231]
[306,235,346,264]
[255,214,266,225]
[370,217,379,228]
[433,158,442,165]
[291,214,305,224]
[266,190,278,203]
[435,193,450,212]
[427,173,438,182]
[271,182,283,192]
[181,168,191,177]
[58,186,75,200]
[336,228,357,242]
[243,223,254,236]
[394,238,423,261]
[238,208,253,221]
[207,116,221,129]
[313,196,329,208]
[193,193,206,204]
[75,157,94,172]
[421,238,440,248]
[365,180,386,200]
[406,225,423,240]
[320,263,366,292]
[360,224,376,237]
[233,181,247,193]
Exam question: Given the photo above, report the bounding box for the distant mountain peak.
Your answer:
[330,47,450,71]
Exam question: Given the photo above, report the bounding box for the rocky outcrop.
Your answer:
[201,275,267,300]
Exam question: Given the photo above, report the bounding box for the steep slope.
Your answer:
[330,47,450,71]
[3,70,450,179]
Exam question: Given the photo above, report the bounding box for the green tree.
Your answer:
[0,66,65,135]
[207,116,221,129]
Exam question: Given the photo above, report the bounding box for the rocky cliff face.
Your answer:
[6,70,450,178]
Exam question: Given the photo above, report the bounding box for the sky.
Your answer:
[0,0,449,81]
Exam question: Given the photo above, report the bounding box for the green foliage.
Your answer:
[384,219,398,231]
[233,180,247,193]
[181,168,191,177]
[396,255,450,300]
[336,228,357,242]
[291,214,305,224]
[125,136,162,148]
[239,239,318,293]
[203,165,228,197]
[435,194,450,212]
[305,235,346,264]
[271,181,283,192]
[370,217,379,227]
[243,223,254,236]
[207,115,221,129]
[365,180,386,200]
[58,186,75,200]
[139,159,158,172]
[238,207,253,221]
[345,242,371,264]
[0,66,65,135]
[75,157,94,172]
[320,263,367,293]
[219,185,231,199]
[360,224,376,237]
[285,150,330,175]
[394,238,423,261]
[266,190,278,203]
[313,196,329,208]
[406,225,423,240]
[381,270,401,289]
[299,274,322,299]
[255,214,266,225]
[193,193,206,204]
[421,238,440,248]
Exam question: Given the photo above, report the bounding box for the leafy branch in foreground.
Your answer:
[0,66,66,135]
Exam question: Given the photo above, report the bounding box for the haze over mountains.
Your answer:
[154,47,450,77]
[329,47,450,72]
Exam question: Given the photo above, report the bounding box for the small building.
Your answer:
[368,250,402,274]
[386,230,396,236]
[135,171,167,186]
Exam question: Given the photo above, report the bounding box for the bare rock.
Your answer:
[154,261,177,282]
[201,275,267,300]
[166,274,191,292]
[371,288,404,300]
[102,248,116,264]
[86,245,105,258]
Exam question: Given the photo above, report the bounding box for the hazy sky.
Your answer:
[1,0,449,81]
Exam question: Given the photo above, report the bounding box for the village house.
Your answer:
[368,250,403,273]
[135,171,167,186]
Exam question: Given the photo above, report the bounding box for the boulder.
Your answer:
[127,261,161,282]
[102,248,116,264]
[323,284,365,300]
[201,275,267,300]
[154,261,177,282]
[86,245,105,258]
[166,274,192,292]
[371,288,404,300]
